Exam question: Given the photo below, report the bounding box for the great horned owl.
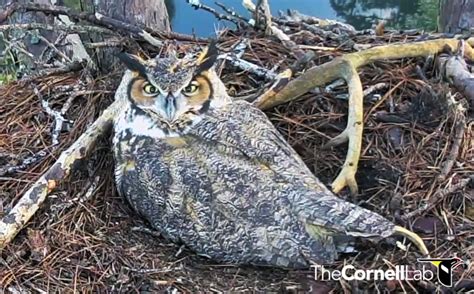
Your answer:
[112,43,425,268]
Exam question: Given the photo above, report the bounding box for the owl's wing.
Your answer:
[194,100,396,238]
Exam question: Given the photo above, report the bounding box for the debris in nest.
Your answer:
[0,0,473,292]
[412,217,444,234]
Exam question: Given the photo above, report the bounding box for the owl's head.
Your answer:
[118,42,227,124]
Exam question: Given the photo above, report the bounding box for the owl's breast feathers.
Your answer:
[113,100,395,267]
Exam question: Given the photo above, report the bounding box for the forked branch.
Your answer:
[255,38,474,194]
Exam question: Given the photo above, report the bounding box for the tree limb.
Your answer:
[0,100,125,249]
[255,38,474,194]
[0,2,205,43]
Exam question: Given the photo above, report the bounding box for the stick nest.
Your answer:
[0,28,473,292]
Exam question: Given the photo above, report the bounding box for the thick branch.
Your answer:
[257,38,474,109]
[254,37,474,195]
[0,23,112,35]
[0,100,124,249]
[438,53,474,107]
[0,2,204,43]
[326,61,363,194]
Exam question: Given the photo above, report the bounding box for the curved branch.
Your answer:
[256,38,474,194]
[327,61,363,195]
[258,38,474,110]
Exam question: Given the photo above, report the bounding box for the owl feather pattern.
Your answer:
[112,43,426,268]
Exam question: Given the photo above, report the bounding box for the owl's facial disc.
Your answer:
[128,73,212,123]
[119,42,218,124]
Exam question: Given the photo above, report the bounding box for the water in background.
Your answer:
[167,0,438,36]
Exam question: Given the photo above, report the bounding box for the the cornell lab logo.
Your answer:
[312,257,466,287]
[418,257,465,287]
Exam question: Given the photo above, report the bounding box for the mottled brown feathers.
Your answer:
[113,44,398,268]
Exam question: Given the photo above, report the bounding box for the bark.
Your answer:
[0,0,170,66]
[80,0,170,32]
[438,51,474,108]
[438,0,474,33]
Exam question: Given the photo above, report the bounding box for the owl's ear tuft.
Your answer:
[196,40,219,73]
[117,52,147,77]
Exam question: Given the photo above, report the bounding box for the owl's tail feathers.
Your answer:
[393,226,429,256]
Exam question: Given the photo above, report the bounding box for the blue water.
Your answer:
[170,0,337,36]
[167,0,437,36]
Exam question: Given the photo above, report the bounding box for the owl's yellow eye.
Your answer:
[143,83,158,95]
[182,81,200,96]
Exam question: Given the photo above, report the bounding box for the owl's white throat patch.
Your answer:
[113,105,202,143]
[114,107,176,140]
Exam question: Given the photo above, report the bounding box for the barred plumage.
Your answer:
[112,44,402,268]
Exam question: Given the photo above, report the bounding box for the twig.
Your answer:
[0,150,49,177]
[41,32,68,62]
[252,69,292,104]
[401,177,471,220]
[19,60,85,84]
[242,0,305,58]
[331,82,388,101]
[187,0,242,26]
[55,9,94,65]
[123,266,172,274]
[35,88,73,146]
[215,2,250,24]
[218,54,276,80]
[218,39,276,80]
[438,98,466,181]
[285,9,356,33]
[84,38,124,49]
[36,34,72,64]
[257,0,272,35]
[297,44,337,51]
[437,40,474,107]
[2,38,36,62]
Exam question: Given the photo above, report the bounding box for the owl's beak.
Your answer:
[163,93,177,122]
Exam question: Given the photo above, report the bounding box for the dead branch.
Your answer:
[253,69,292,104]
[401,177,471,221]
[0,23,113,35]
[219,52,276,80]
[55,10,94,65]
[254,38,474,194]
[187,0,244,26]
[437,41,474,107]
[284,9,356,33]
[324,61,363,194]
[438,99,467,181]
[257,0,273,36]
[260,38,474,109]
[0,100,125,249]
[215,2,250,24]
[0,2,205,43]
[242,0,305,58]
[19,60,86,84]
